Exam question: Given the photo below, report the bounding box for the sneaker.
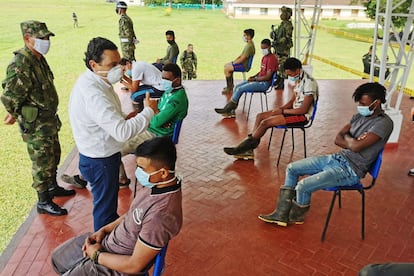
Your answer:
[119,178,131,189]
[234,150,254,160]
[61,174,87,189]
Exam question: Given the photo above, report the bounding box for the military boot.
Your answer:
[37,191,68,216]
[289,200,310,225]
[48,182,76,198]
[258,187,295,227]
[223,134,260,156]
[215,101,238,118]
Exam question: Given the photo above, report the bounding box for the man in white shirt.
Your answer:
[69,37,158,231]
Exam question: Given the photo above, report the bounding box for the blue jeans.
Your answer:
[284,154,359,205]
[232,80,270,103]
[79,152,121,231]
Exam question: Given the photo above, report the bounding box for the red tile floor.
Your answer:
[1,79,414,276]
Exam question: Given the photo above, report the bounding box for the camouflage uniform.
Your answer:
[119,13,136,61]
[180,50,197,80]
[1,24,61,194]
[271,6,294,80]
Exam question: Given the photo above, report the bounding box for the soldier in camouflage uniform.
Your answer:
[180,44,197,80]
[270,6,293,89]
[1,20,75,216]
[116,1,138,61]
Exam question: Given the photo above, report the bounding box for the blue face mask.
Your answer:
[357,100,377,117]
[135,167,176,188]
[161,79,173,93]
[288,75,300,82]
[125,69,132,77]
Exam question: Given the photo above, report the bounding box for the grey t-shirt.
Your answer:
[340,111,393,178]
[102,180,183,254]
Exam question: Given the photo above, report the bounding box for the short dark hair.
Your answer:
[120,58,131,65]
[166,30,175,38]
[135,136,177,170]
[261,38,271,46]
[163,63,182,79]
[352,82,387,104]
[84,37,117,71]
[244,29,255,39]
[284,57,302,71]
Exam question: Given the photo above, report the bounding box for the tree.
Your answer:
[363,0,412,29]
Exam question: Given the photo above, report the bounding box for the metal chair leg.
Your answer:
[242,93,247,112]
[247,93,254,120]
[361,190,365,240]
[276,128,288,166]
[302,128,307,158]
[321,191,339,241]
[268,128,274,150]
[291,128,295,151]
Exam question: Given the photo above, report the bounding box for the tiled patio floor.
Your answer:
[1,79,414,276]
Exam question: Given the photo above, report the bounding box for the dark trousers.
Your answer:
[79,152,121,231]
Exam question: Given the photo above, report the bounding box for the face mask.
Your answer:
[161,79,173,93]
[357,100,377,117]
[288,75,300,83]
[167,40,174,45]
[242,36,247,43]
[135,167,176,188]
[104,65,123,84]
[125,69,132,77]
[261,48,269,56]
[33,38,50,55]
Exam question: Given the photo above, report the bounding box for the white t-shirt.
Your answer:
[69,70,154,158]
[132,61,163,91]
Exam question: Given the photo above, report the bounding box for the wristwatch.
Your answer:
[92,250,102,264]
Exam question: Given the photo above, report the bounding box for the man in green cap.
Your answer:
[1,20,75,216]
[270,6,294,90]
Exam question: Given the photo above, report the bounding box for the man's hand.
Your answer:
[248,76,256,82]
[125,109,139,120]
[82,235,103,258]
[3,112,16,125]
[144,92,158,113]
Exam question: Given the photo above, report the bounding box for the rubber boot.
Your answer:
[48,182,76,198]
[37,191,68,216]
[223,134,260,155]
[215,101,238,117]
[226,75,234,90]
[258,187,295,226]
[275,77,285,90]
[289,200,310,225]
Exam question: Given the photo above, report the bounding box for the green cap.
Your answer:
[281,6,292,17]
[20,20,55,38]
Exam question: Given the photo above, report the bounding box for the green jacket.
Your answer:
[1,46,60,135]
[119,14,136,42]
[148,86,188,137]
[275,20,293,55]
[160,41,179,64]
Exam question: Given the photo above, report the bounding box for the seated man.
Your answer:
[258,82,393,227]
[51,136,183,275]
[214,38,278,118]
[120,58,165,111]
[222,28,256,94]
[153,30,179,71]
[119,63,188,186]
[223,57,318,159]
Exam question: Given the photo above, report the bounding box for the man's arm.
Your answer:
[233,54,247,65]
[283,94,313,116]
[334,123,381,152]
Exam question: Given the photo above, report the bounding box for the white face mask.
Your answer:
[33,38,50,55]
[261,48,269,56]
[242,36,247,43]
[98,65,123,84]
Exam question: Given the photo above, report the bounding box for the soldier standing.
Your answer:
[1,20,75,216]
[270,6,293,89]
[72,12,78,28]
[180,44,198,80]
[116,1,138,61]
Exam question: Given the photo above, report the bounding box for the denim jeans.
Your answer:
[232,80,270,103]
[79,152,121,231]
[284,154,359,205]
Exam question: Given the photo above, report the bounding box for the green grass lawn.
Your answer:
[0,0,413,254]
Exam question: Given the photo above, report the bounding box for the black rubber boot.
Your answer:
[275,77,285,90]
[215,101,238,115]
[48,182,76,198]
[226,75,234,90]
[289,200,310,225]
[37,191,68,216]
[258,187,295,227]
[223,134,260,155]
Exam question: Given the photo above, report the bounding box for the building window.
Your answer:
[260,8,268,15]
[352,9,359,16]
[334,9,340,16]
[241,7,249,15]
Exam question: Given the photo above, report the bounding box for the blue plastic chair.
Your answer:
[144,243,169,276]
[234,55,254,80]
[134,119,183,197]
[242,71,278,120]
[321,149,384,241]
[267,98,319,166]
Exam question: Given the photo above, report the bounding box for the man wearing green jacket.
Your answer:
[119,63,188,186]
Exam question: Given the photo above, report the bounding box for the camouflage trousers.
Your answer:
[182,61,196,80]
[277,54,289,79]
[22,132,61,192]
[120,42,135,61]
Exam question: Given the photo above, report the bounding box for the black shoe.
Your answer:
[408,169,414,176]
[49,185,76,198]
[61,174,87,189]
[275,81,284,90]
[37,201,68,216]
[224,147,240,155]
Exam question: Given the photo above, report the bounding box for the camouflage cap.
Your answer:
[281,6,293,17]
[20,20,55,38]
